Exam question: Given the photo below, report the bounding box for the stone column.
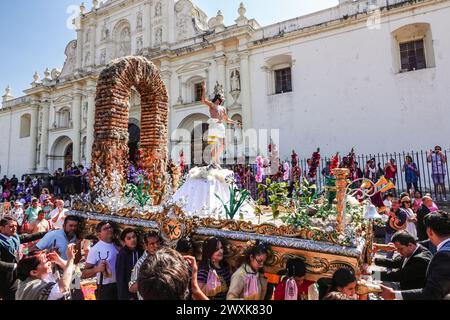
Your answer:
[215,55,227,93]
[72,88,83,165]
[75,28,84,72]
[160,68,173,153]
[143,1,151,48]
[239,50,253,131]
[165,0,175,45]
[38,97,50,172]
[29,100,39,173]
[85,80,96,166]
[89,24,97,66]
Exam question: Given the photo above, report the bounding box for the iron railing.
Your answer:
[184,149,450,203]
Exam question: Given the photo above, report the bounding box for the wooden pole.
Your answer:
[332,168,350,233]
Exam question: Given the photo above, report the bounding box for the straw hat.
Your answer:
[401,196,411,203]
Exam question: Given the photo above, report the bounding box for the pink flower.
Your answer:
[283,162,290,181]
[256,156,264,183]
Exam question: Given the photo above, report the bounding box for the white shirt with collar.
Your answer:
[402,245,420,269]
[436,238,450,252]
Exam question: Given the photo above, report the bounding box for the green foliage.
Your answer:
[292,178,318,206]
[216,185,250,220]
[281,206,311,227]
[257,178,290,220]
[124,181,153,208]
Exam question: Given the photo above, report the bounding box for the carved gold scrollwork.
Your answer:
[224,243,246,260]
[222,220,240,232]
[200,218,230,229]
[266,250,282,267]
[255,223,279,236]
[278,225,303,238]
[328,261,356,276]
[305,257,330,274]
[116,208,129,217]
[238,221,256,233]
[73,201,83,211]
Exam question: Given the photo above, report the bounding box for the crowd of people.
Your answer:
[0,164,90,206]
[0,189,70,237]
[0,146,448,301]
[1,206,448,301]
[319,146,448,201]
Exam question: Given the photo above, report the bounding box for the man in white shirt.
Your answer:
[381,211,450,300]
[10,201,25,228]
[49,200,68,230]
[81,221,119,300]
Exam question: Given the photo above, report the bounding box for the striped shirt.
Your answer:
[129,251,148,300]
[197,265,231,300]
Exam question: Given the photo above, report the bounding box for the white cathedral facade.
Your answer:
[1,0,450,178]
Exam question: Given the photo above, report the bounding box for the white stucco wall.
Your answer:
[0,107,33,178]
[249,3,450,159]
[2,0,449,178]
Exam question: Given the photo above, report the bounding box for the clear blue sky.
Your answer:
[0,0,338,98]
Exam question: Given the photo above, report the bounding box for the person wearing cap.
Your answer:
[417,196,433,241]
[10,202,25,230]
[400,196,417,239]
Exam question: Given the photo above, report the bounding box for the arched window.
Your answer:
[20,114,31,138]
[185,76,205,103]
[263,54,294,95]
[57,107,71,128]
[392,23,435,73]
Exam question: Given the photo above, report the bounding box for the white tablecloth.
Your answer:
[171,176,255,220]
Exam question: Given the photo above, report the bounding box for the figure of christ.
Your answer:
[201,81,241,168]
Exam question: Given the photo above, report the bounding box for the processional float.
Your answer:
[70,56,387,285]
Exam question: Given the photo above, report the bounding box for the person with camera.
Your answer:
[15,243,76,300]
[385,159,398,185]
[137,248,208,300]
[427,146,447,202]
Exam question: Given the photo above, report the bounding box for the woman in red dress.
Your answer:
[274,258,318,300]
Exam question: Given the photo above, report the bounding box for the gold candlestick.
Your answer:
[332,168,350,233]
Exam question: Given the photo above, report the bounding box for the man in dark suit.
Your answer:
[375,231,432,290]
[381,211,450,300]
[0,217,45,300]
[416,196,433,241]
